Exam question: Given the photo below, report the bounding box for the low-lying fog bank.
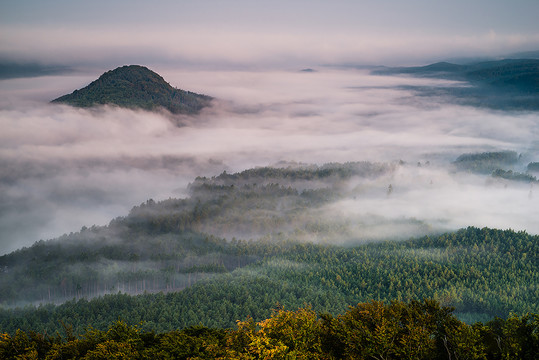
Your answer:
[1,68,538,253]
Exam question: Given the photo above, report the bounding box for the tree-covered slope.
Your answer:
[374,59,539,90]
[372,59,539,110]
[51,65,212,114]
[0,162,397,306]
[451,150,538,183]
[0,163,537,336]
[1,227,537,335]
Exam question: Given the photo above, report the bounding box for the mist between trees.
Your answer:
[0,162,537,335]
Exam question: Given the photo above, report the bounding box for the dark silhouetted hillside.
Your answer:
[373,58,539,110]
[52,65,212,114]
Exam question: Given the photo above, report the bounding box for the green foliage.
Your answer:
[320,299,487,360]
[0,164,537,339]
[1,301,537,359]
[0,162,395,306]
[51,65,212,114]
[0,227,537,336]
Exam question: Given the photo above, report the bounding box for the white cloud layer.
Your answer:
[1,68,538,253]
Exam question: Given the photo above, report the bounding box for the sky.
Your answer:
[1,0,539,68]
[1,1,539,254]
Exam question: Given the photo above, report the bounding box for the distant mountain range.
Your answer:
[52,65,213,114]
[374,58,539,90]
[372,58,539,110]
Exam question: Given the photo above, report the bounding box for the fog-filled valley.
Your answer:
[3,1,539,357]
[2,67,538,254]
[1,63,539,349]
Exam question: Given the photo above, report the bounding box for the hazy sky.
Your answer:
[1,0,539,67]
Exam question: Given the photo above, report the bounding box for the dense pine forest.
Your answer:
[0,226,537,336]
[3,169,537,359]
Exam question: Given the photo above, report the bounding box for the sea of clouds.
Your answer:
[1,67,538,253]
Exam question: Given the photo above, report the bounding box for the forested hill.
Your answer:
[0,161,399,306]
[51,65,212,114]
[372,58,539,110]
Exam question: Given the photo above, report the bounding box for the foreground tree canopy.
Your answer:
[1,299,537,360]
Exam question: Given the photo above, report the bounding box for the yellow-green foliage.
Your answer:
[1,300,537,360]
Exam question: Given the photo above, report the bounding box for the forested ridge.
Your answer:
[1,226,537,336]
[372,58,539,110]
[0,162,398,306]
